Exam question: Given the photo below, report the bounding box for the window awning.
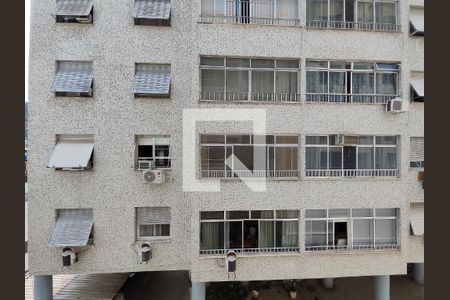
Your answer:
[410,7,424,36]
[133,0,171,20]
[48,135,94,169]
[134,64,171,96]
[136,207,171,224]
[53,0,93,17]
[48,209,94,247]
[410,137,424,162]
[50,61,93,93]
[410,73,424,101]
[410,203,424,236]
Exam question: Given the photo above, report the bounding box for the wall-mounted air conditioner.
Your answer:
[138,243,152,264]
[386,98,409,113]
[143,169,165,184]
[62,247,77,267]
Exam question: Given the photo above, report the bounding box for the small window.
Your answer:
[136,135,171,169]
[134,64,171,97]
[200,211,224,220]
[136,207,171,240]
[53,0,93,24]
[133,0,171,26]
[47,135,94,171]
[51,61,93,97]
[226,211,250,219]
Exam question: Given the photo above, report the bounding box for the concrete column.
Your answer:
[191,282,206,300]
[413,263,424,285]
[374,275,390,300]
[322,278,334,289]
[34,275,53,300]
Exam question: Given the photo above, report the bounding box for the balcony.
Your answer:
[306,20,400,32]
[306,93,398,104]
[305,243,400,252]
[200,91,301,103]
[200,169,299,178]
[305,169,399,178]
[200,247,300,256]
[199,0,300,27]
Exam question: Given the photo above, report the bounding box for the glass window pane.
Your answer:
[276,136,299,144]
[226,70,249,98]
[329,72,346,93]
[329,147,342,169]
[306,147,328,169]
[329,209,350,218]
[376,63,399,71]
[358,147,374,169]
[233,146,254,170]
[375,147,397,169]
[330,0,344,22]
[276,72,298,94]
[352,72,374,94]
[200,57,224,66]
[306,0,328,21]
[275,147,297,171]
[201,69,225,93]
[358,135,374,145]
[226,58,250,68]
[251,210,274,219]
[276,60,299,69]
[227,211,250,219]
[252,71,274,94]
[200,222,224,250]
[200,211,224,220]
[252,135,274,144]
[357,0,374,23]
[276,210,299,219]
[306,136,328,145]
[138,145,152,158]
[251,59,275,68]
[307,71,328,93]
[375,219,396,244]
[376,136,397,145]
[259,221,274,247]
[226,135,251,144]
[139,225,154,237]
[352,208,374,218]
[353,62,374,70]
[276,220,298,247]
[376,73,397,95]
[201,135,225,144]
[330,61,348,69]
[375,2,396,24]
[353,219,373,246]
[225,221,242,249]
[305,209,326,218]
[201,146,225,171]
[306,61,328,68]
[376,208,397,217]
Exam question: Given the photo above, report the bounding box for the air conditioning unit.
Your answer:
[76,16,92,23]
[138,243,152,264]
[386,98,408,113]
[143,169,165,184]
[138,160,153,171]
[62,247,77,267]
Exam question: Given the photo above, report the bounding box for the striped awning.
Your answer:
[50,61,93,93]
[410,203,424,236]
[53,0,93,17]
[134,64,171,96]
[48,209,94,247]
[133,0,171,20]
[48,135,94,169]
[136,207,171,225]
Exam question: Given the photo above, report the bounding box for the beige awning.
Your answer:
[53,0,93,17]
[411,72,424,99]
[410,7,424,36]
[410,203,424,236]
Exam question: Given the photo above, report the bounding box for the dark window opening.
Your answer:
[56,9,93,24]
[334,222,348,246]
[243,221,258,248]
[343,146,357,169]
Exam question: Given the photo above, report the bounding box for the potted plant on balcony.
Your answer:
[287,280,297,299]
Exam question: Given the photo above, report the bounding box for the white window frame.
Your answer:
[135,135,171,170]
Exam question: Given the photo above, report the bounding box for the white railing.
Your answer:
[305,243,400,252]
[305,169,399,178]
[200,91,301,103]
[200,1,300,27]
[200,246,300,255]
[201,169,299,178]
[306,20,401,32]
[306,93,398,104]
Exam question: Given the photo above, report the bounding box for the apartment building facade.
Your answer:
[28,0,424,299]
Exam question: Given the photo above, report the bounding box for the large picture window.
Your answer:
[200,57,300,103]
[305,208,399,251]
[305,135,398,177]
[200,134,298,178]
[306,60,400,103]
[306,0,399,31]
[200,210,299,255]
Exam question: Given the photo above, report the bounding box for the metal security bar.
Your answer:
[306,20,400,31]
[305,169,398,177]
[200,247,300,256]
[201,169,299,178]
[305,243,400,252]
[200,0,300,27]
[306,93,398,104]
[200,91,301,103]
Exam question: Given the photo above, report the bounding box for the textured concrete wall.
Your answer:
[28,0,424,279]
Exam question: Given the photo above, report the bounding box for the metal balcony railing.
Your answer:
[200,246,300,255]
[306,93,398,104]
[305,169,399,178]
[200,91,301,103]
[201,169,299,178]
[305,243,400,252]
[200,1,300,27]
[306,20,401,32]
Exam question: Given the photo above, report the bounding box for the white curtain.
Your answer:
[376,73,397,95]
[306,71,328,93]
[306,0,328,21]
[252,70,274,94]
[201,222,222,249]
[352,72,374,94]
[353,219,374,246]
[306,147,328,169]
[357,147,374,169]
[357,0,374,23]
[375,147,397,169]
[281,221,298,247]
[276,71,297,94]
[329,71,346,93]
[277,0,299,19]
[260,221,274,248]
[330,0,344,21]
[375,219,396,244]
[375,1,396,24]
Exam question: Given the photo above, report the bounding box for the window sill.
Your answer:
[304,248,401,255]
[197,177,300,181]
[136,237,172,243]
[199,252,301,259]
[199,99,302,105]
[305,24,401,33]
[303,176,400,181]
